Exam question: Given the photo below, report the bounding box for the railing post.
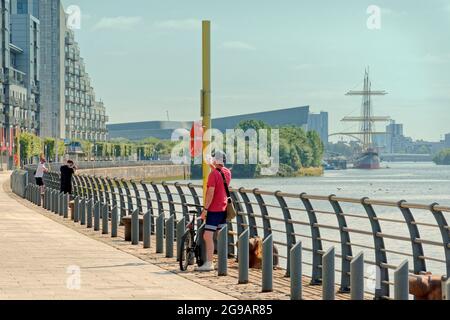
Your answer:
[73,196,79,222]
[253,189,272,239]
[85,199,92,227]
[63,193,69,219]
[94,201,100,231]
[446,279,450,301]
[218,226,228,276]
[275,191,296,277]
[262,234,273,293]
[176,218,185,260]
[397,201,427,275]
[59,192,64,216]
[329,195,352,292]
[141,182,155,234]
[156,214,164,254]
[131,209,139,245]
[322,247,335,301]
[350,252,365,300]
[394,260,409,300]
[111,206,118,237]
[300,193,323,285]
[290,241,302,300]
[80,198,86,225]
[238,228,249,284]
[361,198,390,299]
[430,204,450,278]
[144,210,152,248]
[102,203,109,235]
[166,215,174,258]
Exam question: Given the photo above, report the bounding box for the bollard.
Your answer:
[63,193,69,219]
[48,189,52,211]
[350,252,365,300]
[52,190,57,213]
[79,199,86,225]
[74,197,79,222]
[111,207,118,238]
[144,211,152,248]
[394,260,409,300]
[238,229,249,284]
[165,215,174,258]
[131,209,139,245]
[46,189,50,211]
[102,204,109,235]
[94,201,100,231]
[217,226,228,276]
[85,199,92,227]
[290,241,302,300]
[156,214,164,254]
[59,193,64,216]
[446,279,450,300]
[262,235,273,293]
[176,218,185,260]
[37,187,42,207]
[322,247,336,300]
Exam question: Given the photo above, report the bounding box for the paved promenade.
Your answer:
[0,172,233,300]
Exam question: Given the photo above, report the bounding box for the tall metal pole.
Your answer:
[201,20,211,200]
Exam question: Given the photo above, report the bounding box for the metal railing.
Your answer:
[18,169,450,300]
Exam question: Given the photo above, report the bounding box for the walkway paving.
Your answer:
[0,172,233,300]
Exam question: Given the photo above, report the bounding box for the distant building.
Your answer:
[107,106,329,143]
[445,133,450,148]
[308,111,329,144]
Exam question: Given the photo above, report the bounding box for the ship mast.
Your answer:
[342,68,390,151]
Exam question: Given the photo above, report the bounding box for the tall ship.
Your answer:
[341,69,390,169]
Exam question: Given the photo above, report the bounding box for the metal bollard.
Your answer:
[238,229,249,284]
[176,218,185,260]
[111,207,118,238]
[350,252,365,300]
[131,209,139,245]
[45,189,49,210]
[102,204,109,235]
[87,200,93,228]
[394,260,409,300]
[52,190,57,213]
[262,234,273,292]
[94,201,100,231]
[79,199,86,225]
[156,214,164,254]
[218,226,228,276]
[322,247,336,300]
[73,197,79,222]
[445,279,450,300]
[165,215,174,258]
[37,187,42,207]
[63,193,69,219]
[59,193,64,216]
[290,241,302,300]
[144,210,152,248]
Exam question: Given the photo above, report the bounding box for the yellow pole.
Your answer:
[201,20,211,202]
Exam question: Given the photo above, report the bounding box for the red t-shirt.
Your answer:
[207,167,232,212]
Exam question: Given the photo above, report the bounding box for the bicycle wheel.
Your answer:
[179,230,194,271]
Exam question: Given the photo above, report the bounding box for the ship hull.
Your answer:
[353,151,380,169]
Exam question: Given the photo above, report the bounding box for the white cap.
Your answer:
[213,150,226,165]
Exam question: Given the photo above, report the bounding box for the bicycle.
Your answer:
[179,208,205,271]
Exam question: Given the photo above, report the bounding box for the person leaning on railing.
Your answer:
[196,150,232,272]
[60,159,77,198]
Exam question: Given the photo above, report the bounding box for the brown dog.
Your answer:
[248,237,279,269]
[409,273,446,300]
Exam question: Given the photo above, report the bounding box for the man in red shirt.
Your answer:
[196,150,232,272]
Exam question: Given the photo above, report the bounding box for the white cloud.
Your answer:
[222,41,256,51]
[154,19,201,30]
[93,16,143,31]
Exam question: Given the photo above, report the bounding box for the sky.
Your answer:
[61,0,450,142]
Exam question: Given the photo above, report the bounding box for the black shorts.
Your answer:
[205,211,227,232]
[35,177,44,186]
